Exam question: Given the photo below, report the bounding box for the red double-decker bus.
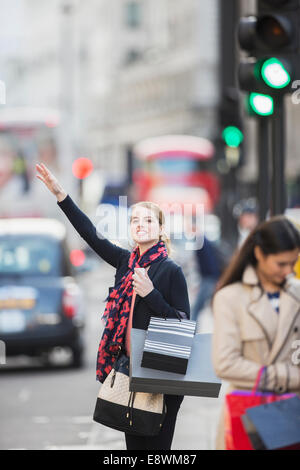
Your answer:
[132,135,220,215]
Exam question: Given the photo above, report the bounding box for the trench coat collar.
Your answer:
[243,265,300,363]
[242,264,260,286]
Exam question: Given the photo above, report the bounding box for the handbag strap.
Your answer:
[124,290,136,357]
[130,290,136,317]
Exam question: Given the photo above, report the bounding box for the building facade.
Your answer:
[79,0,220,180]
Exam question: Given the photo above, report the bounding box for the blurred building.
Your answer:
[0,0,61,108]
[0,0,300,218]
[0,0,77,217]
[0,0,220,216]
[79,0,220,179]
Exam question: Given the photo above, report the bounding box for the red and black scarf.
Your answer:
[96,240,168,383]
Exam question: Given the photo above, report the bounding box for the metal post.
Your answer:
[218,0,241,245]
[58,0,78,200]
[271,96,286,215]
[257,118,270,221]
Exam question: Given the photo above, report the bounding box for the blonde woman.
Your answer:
[36,163,190,450]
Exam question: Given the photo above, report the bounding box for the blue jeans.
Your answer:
[191,276,218,322]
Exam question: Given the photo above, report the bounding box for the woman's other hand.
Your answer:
[132,268,154,297]
[36,163,67,202]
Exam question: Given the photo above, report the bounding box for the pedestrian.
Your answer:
[233,198,259,248]
[36,162,190,450]
[191,235,223,323]
[212,216,300,449]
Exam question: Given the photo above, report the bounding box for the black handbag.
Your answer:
[93,345,166,436]
[141,313,196,375]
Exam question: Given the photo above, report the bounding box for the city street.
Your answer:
[1,0,300,456]
[0,260,225,451]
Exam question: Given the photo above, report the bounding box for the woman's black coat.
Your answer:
[57,195,190,330]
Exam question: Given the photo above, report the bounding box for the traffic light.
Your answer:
[72,157,94,202]
[220,89,244,168]
[72,157,93,179]
[237,0,300,95]
[246,92,274,116]
[222,126,244,148]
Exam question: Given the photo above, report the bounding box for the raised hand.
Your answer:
[36,163,67,202]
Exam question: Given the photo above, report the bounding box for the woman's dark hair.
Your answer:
[215,215,300,293]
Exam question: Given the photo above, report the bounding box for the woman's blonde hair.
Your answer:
[129,201,172,256]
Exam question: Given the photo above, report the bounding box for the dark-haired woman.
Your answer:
[212,216,300,450]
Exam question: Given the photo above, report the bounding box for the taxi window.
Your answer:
[0,236,62,276]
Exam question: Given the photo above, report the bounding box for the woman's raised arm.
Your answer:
[36,163,130,268]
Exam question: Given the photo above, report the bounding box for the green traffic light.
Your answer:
[248,93,274,116]
[222,126,243,148]
[261,58,291,89]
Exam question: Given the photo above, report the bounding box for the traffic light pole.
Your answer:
[237,0,300,218]
[218,0,241,245]
[271,96,286,215]
[257,118,270,221]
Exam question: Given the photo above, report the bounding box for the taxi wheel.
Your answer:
[39,351,52,368]
[71,346,85,369]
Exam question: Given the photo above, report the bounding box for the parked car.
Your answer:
[0,217,85,368]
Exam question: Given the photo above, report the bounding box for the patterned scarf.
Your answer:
[96,240,168,383]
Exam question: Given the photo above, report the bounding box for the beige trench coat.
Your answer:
[212,265,300,450]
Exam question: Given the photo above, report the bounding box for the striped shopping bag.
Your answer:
[141,316,196,374]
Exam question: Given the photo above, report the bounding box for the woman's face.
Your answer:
[130,205,162,248]
[255,246,300,286]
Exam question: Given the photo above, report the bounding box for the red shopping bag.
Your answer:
[225,367,295,450]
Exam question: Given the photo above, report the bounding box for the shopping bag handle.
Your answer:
[252,366,267,394]
[163,310,187,321]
